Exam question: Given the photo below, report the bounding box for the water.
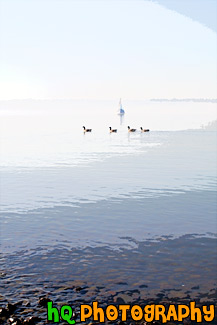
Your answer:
[0,100,217,323]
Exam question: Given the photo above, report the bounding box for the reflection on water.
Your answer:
[0,130,216,213]
[0,100,216,323]
[1,190,217,252]
[1,236,217,324]
[0,99,216,168]
[119,113,124,125]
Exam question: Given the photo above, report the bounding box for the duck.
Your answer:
[109,127,117,133]
[128,126,136,132]
[140,127,150,132]
[83,126,92,133]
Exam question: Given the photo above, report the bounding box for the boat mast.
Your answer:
[119,98,122,109]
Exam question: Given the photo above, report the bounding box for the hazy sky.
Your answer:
[0,0,216,100]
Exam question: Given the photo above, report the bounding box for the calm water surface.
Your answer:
[0,100,216,323]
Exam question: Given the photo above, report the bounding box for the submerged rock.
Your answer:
[38,297,51,307]
[0,307,9,318]
[23,316,41,324]
[8,317,23,325]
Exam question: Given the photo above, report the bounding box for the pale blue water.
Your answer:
[0,101,217,321]
[0,100,216,252]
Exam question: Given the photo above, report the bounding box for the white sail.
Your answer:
[118,98,125,115]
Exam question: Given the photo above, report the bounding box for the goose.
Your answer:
[83,126,92,133]
[140,127,150,132]
[109,127,117,133]
[128,126,136,132]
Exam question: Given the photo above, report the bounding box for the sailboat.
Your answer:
[117,98,125,115]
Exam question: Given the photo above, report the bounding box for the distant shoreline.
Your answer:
[151,98,217,103]
[0,98,217,103]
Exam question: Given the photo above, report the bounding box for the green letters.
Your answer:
[47,302,75,324]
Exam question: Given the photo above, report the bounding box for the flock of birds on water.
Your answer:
[83,126,150,133]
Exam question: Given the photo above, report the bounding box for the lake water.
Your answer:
[0,100,216,323]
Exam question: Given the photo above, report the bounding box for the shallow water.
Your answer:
[0,100,217,323]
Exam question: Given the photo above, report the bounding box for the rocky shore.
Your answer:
[1,236,216,325]
[1,284,216,325]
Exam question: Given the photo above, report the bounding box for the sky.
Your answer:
[153,0,217,33]
[0,0,216,100]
